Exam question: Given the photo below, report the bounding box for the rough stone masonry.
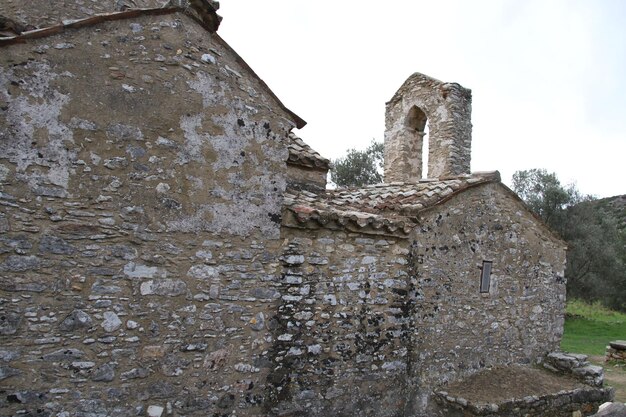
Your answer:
[0,2,612,417]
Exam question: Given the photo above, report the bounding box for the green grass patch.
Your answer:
[561,299,626,355]
[562,318,626,355]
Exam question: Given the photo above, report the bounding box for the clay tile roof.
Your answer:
[287,132,330,171]
[283,171,502,237]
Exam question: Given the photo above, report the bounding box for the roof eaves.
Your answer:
[286,133,330,170]
[282,205,414,238]
[413,171,501,215]
[212,33,306,128]
[497,183,569,249]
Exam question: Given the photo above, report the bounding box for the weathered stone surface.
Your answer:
[0,312,22,335]
[59,310,93,331]
[0,365,21,380]
[609,340,626,350]
[187,264,218,279]
[250,287,280,300]
[161,354,190,376]
[121,367,151,380]
[592,402,626,417]
[147,405,164,417]
[384,73,472,181]
[0,4,578,417]
[545,351,605,387]
[286,131,330,191]
[39,235,75,255]
[0,349,20,362]
[249,312,265,331]
[124,262,166,279]
[91,363,116,382]
[140,279,187,296]
[42,349,84,362]
[0,255,41,271]
[101,312,123,332]
[606,346,626,363]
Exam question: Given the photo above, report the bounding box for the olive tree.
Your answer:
[330,140,384,188]
[512,169,625,311]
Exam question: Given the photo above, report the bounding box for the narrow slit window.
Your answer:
[480,261,492,293]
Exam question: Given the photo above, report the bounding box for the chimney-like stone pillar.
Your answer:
[384,73,472,182]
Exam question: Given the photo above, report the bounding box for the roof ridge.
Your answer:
[325,171,501,193]
[283,172,502,236]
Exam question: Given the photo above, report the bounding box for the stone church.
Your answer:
[0,2,613,416]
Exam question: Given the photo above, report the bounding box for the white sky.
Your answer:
[218,0,626,198]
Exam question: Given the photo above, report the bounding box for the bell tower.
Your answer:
[384,73,472,182]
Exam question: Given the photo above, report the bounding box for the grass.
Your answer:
[561,299,626,355]
[566,299,626,324]
[561,299,626,402]
[597,359,626,403]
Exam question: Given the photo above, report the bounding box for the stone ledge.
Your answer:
[435,386,614,417]
[432,364,614,417]
[544,352,605,387]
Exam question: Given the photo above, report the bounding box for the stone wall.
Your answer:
[0,0,166,29]
[272,182,568,416]
[384,73,472,181]
[0,12,298,417]
[605,341,626,363]
[435,386,613,417]
[286,132,329,192]
[0,6,572,417]
[286,164,327,192]
[544,352,605,387]
[410,183,567,390]
[271,230,416,416]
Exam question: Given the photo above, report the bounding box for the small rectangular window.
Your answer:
[480,261,492,293]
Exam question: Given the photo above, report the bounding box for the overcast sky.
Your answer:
[218,0,625,198]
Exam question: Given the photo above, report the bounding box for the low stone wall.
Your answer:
[434,386,614,417]
[605,341,626,363]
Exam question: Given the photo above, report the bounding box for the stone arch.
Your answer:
[384,73,472,183]
[405,105,427,132]
[405,105,429,178]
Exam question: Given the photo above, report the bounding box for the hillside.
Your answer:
[592,194,626,231]
[565,193,625,311]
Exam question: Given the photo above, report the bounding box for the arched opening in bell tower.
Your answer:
[405,105,429,179]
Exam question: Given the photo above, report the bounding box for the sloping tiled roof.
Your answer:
[283,171,501,237]
[287,132,330,170]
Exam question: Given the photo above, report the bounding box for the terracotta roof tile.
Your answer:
[287,132,330,170]
[283,171,501,237]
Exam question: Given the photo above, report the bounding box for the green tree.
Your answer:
[563,201,626,311]
[511,169,583,227]
[512,169,626,311]
[330,140,384,188]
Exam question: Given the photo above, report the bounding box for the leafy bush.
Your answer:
[330,140,383,188]
[513,169,626,311]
